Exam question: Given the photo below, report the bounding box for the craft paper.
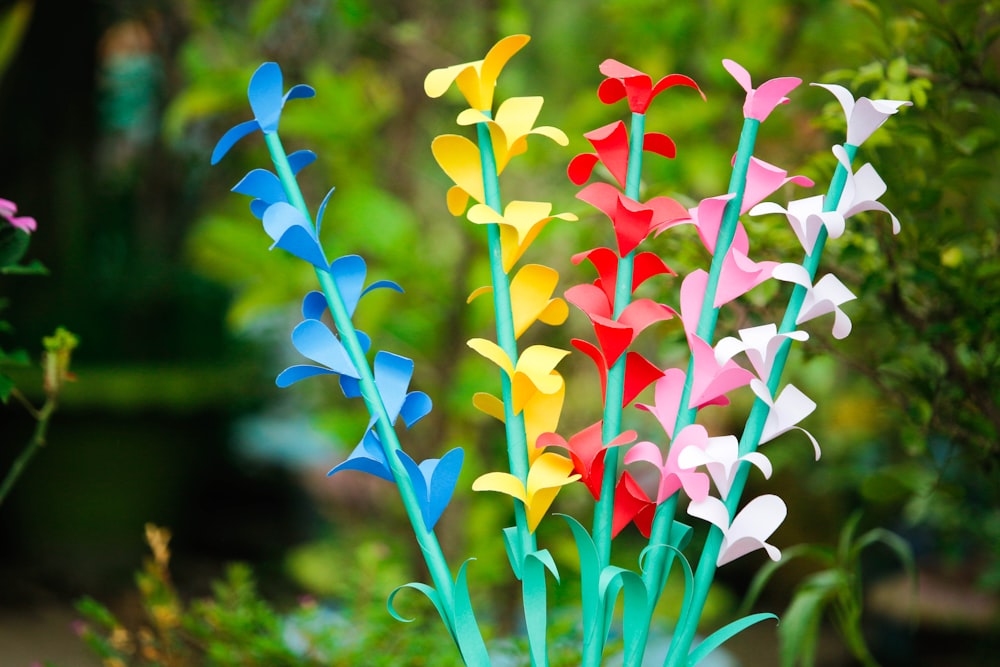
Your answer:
[577,182,690,257]
[467,339,568,414]
[749,380,821,458]
[687,494,787,566]
[749,195,845,255]
[536,422,636,499]
[473,385,568,464]
[714,323,809,382]
[676,433,772,501]
[467,202,576,272]
[0,198,36,233]
[636,369,687,439]
[611,472,656,538]
[812,83,911,147]
[833,145,901,234]
[341,351,432,431]
[276,317,361,387]
[328,430,394,482]
[722,59,800,122]
[713,246,777,308]
[211,62,315,164]
[456,96,568,163]
[597,59,703,114]
[262,202,329,270]
[231,150,317,218]
[423,34,530,112]
[397,448,464,530]
[772,264,857,339]
[567,121,678,188]
[739,156,814,215]
[624,424,711,503]
[687,332,755,409]
[571,246,675,312]
[327,255,404,319]
[571,338,664,408]
[473,451,580,531]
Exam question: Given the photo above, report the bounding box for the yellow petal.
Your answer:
[517,345,570,393]
[467,338,514,376]
[447,186,471,216]
[510,264,568,338]
[472,471,526,502]
[523,384,565,464]
[472,391,505,422]
[476,35,531,111]
[431,135,484,213]
[425,62,479,99]
[523,452,579,531]
[467,285,493,304]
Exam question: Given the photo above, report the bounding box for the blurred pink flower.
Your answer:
[0,197,36,233]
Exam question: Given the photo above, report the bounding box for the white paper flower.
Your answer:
[715,323,809,382]
[812,83,911,147]
[750,380,820,458]
[688,494,787,566]
[676,434,772,501]
[749,195,846,255]
[772,264,856,339]
[833,145,901,234]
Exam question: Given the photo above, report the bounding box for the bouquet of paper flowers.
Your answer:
[211,35,908,667]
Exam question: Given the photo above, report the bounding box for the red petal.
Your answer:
[623,352,665,407]
[643,132,676,159]
[568,153,600,185]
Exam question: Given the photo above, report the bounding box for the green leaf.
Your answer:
[453,559,491,667]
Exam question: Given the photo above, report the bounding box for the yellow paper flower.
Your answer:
[468,263,569,338]
[468,202,577,272]
[467,339,568,414]
[424,35,531,112]
[431,134,486,215]
[472,384,564,464]
[457,96,569,172]
[472,452,579,531]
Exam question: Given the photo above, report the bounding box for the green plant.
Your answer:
[740,512,915,667]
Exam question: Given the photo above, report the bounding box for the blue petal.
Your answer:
[315,187,336,236]
[372,351,415,423]
[427,448,464,530]
[396,450,430,526]
[340,375,361,399]
[232,168,285,203]
[399,391,433,428]
[288,150,317,175]
[249,199,269,219]
[290,319,357,377]
[262,202,309,242]
[301,290,328,320]
[211,119,260,165]
[248,62,284,133]
[330,255,367,317]
[328,431,394,482]
[284,83,316,103]
[275,226,329,270]
[275,364,338,388]
[362,279,405,300]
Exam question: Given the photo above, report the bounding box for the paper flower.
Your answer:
[722,59,800,122]
[467,201,577,272]
[261,202,329,270]
[469,263,569,339]
[749,195,844,255]
[324,255,405,319]
[676,433,772,501]
[276,316,365,388]
[813,83,911,147]
[687,332,755,409]
[572,246,675,314]
[474,382,566,464]
[612,472,656,538]
[0,198,36,233]
[537,421,636,499]
[341,351,433,433]
[567,121,678,188]
[714,323,809,382]
[328,430,394,481]
[687,494,787,566]
[473,452,581,532]
[571,339,664,409]
[749,380,820,458]
[457,96,568,165]
[624,424,712,503]
[424,34,530,112]
[772,264,857,339]
[596,59,703,114]
[833,145,901,234]
[211,62,315,164]
[397,448,464,530]
[467,340,568,414]
[577,182,690,257]
[230,151,317,218]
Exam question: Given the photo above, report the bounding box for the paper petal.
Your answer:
[289,319,357,377]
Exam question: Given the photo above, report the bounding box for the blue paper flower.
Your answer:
[262,202,330,270]
[397,448,464,530]
[328,430,395,482]
[341,351,432,430]
[231,150,317,218]
[211,62,316,164]
[275,314,370,388]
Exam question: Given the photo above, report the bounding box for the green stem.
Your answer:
[583,111,646,667]
[263,132,462,635]
[663,144,858,667]
[0,395,55,508]
[629,120,761,666]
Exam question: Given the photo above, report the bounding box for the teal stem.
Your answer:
[263,131,462,635]
[634,120,762,654]
[474,120,542,665]
[663,143,858,667]
[583,111,646,667]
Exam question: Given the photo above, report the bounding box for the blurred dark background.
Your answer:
[1,1,998,665]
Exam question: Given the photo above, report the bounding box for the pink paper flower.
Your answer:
[723,59,801,122]
[624,424,711,503]
[597,59,703,114]
[0,198,36,233]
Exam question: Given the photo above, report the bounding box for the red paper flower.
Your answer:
[597,59,704,114]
